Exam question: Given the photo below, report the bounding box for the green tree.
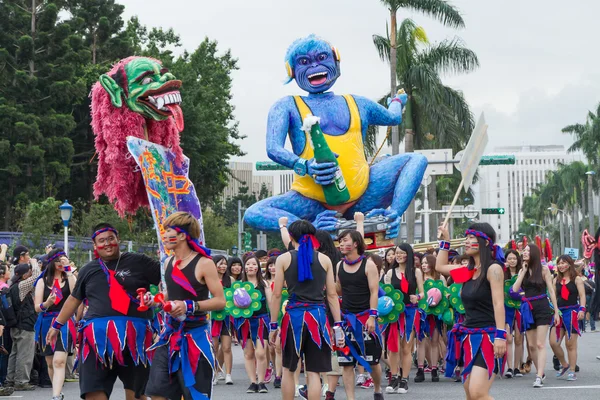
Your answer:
[202,210,237,251]
[562,103,600,165]
[171,38,244,205]
[0,0,87,229]
[372,19,478,241]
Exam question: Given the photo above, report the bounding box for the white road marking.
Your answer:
[543,385,600,389]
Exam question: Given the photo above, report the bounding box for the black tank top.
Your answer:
[43,278,70,312]
[253,283,268,315]
[556,279,578,307]
[165,254,209,327]
[284,250,327,303]
[391,267,416,305]
[461,272,495,328]
[338,258,370,313]
[523,272,546,297]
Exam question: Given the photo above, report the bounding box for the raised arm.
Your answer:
[435,225,461,276]
[355,93,406,127]
[354,212,364,238]
[278,217,291,249]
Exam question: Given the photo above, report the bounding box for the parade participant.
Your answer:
[382,248,395,281]
[383,244,424,394]
[512,244,560,388]
[415,254,445,383]
[235,255,271,394]
[549,255,585,382]
[503,249,524,378]
[46,223,160,400]
[6,258,41,391]
[265,257,282,388]
[146,212,225,400]
[211,255,234,385]
[269,220,344,400]
[437,223,506,399]
[34,249,76,400]
[335,230,383,400]
[227,257,243,282]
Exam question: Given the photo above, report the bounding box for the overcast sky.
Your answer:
[120,0,600,163]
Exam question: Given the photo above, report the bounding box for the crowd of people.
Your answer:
[0,212,596,400]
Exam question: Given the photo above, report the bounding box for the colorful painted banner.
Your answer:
[126,137,205,267]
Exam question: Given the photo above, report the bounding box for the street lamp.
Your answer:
[547,205,569,250]
[231,245,238,256]
[59,200,73,256]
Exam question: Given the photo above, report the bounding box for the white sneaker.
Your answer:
[533,376,543,388]
[225,374,233,385]
[321,383,329,397]
[356,374,366,386]
[213,376,218,385]
[295,384,302,397]
[217,371,225,380]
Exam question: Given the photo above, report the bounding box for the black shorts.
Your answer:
[337,328,382,367]
[146,345,213,400]
[526,299,553,330]
[40,330,74,357]
[79,350,149,399]
[473,349,499,374]
[282,324,331,373]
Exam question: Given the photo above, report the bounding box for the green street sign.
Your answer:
[482,208,505,215]
[479,155,515,165]
[255,161,289,171]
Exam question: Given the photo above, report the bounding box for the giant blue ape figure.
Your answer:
[244,35,427,238]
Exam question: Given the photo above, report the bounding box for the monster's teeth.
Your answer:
[148,96,156,105]
[156,97,165,109]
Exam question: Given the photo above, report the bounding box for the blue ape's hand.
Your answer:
[313,210,339,232]
[366,208,400,239]
[307,158,338,186]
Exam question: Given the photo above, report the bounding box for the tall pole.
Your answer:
[587,172,595,232]
[237,200,242,253]
[423,179,430,243]
[64,225,69,256]
[559,212,565,253]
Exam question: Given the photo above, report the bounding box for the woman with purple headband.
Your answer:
[34,248,76,400]
[512,243,560,388]
[436,222,506,400]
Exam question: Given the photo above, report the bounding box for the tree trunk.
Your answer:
[389,9,398,156]
[404,97,416,242]
[429,175,439,241]
[92,32,97,64]
[29,0,36,77]
[572,205,579,251]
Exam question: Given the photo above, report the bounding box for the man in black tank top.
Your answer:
[269,220,345,400]
[336,230,384,400]
[146,212,225,400]
[47,223,161,400]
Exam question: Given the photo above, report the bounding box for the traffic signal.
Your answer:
[482,208,505,215]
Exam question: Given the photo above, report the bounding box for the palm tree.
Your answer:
[379,0,465,156]
[372,18,478,241]
[562,103,600,165]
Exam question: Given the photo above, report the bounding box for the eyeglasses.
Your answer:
[96,236,117,245]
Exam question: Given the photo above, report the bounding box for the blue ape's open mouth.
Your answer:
[308,71,328,86]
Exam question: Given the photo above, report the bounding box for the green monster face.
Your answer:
[99,57,184,132]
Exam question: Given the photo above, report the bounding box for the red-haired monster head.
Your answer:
[91,56,184,216]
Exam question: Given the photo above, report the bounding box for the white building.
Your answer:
[222,162,279,201]
[475,145,583,244]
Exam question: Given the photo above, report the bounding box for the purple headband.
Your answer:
[168,225,211,259]
[465,229,505,264]
[91,227,118,240]
[47,251,66,264]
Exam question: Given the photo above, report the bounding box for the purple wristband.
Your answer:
[39,303,48,312]
[51,319,64,330]
[439,241,451,251]
[334,321,344,328]
[269,322,279,331]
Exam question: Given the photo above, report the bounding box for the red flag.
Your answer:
[52,279,63,305]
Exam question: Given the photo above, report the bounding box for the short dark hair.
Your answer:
[338,229,365,255]
[288,220,316,242]
[254,250,268,259]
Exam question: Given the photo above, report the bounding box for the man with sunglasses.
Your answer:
[47,223,160,400]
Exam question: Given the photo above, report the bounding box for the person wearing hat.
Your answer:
[6,257,41,391]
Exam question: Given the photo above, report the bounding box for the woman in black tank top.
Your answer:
[512,244,560,387]
[436,223,506,399]
[210,255,234,384]
[382,244,424,393]
[33,249,76,400]
[237,255,272,394]
[549,255,586,381]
